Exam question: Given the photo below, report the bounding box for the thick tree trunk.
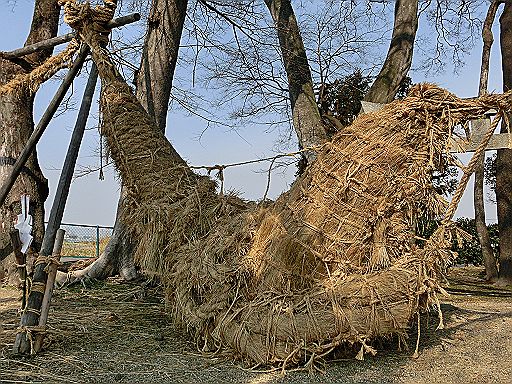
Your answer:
[264,0,327,163]
[56,190,137,285]
[475,0,501,282]
[136,0,188,136]
[0,0,59,283]
[364,0,418,103]
[497,2,512,286]
[61,0,189,283]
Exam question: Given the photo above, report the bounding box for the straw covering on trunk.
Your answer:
[28,0,512,367]
[0,40,79,96]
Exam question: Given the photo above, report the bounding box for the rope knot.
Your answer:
[59,0,117,49]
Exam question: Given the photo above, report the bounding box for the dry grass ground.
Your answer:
[60,237,111,259]
[1,267,511,384]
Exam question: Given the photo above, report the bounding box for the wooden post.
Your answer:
[13,64,99,355]
[96,225,100,257]
[9,230,27,309]
[0,46,89,208]
[33,229,65,353]
[43,63,99,257]
[0,13,140,60]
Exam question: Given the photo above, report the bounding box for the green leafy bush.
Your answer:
[417,217,499,266]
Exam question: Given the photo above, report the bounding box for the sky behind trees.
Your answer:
[0,0,504,225]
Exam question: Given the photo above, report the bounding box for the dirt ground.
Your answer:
[1,267,511,384]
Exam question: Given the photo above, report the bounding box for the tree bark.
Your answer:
[264,0,327,163]
[55,189,137,285]
[364,0,419,103]
[59,0,189,284]
[497,2,512,286]
[475,0,501,282]
[0,0,60,283]
[136,0,188,136]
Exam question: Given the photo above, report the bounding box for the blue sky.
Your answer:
[0,0,504,225]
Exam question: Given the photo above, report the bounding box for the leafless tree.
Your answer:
[0,0,60,282]
[55,0,190,284]
[497,0,512,285]
[474,0,501,282]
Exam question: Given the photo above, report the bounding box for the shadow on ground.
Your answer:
[1,267,510,384]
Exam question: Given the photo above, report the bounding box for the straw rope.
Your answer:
[22,0,512,368]
[0,39,79,95]
[442,113,504,223]
[29,281,46,294]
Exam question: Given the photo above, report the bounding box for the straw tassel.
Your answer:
[370,219,390,270]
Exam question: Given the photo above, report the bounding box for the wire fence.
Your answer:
[47,223,114,259]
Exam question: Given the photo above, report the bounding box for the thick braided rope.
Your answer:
[442,113,503,223]
[0,39,79,95]
[29,281,46,294]
[59,0,116,27]
[58,0,116,50]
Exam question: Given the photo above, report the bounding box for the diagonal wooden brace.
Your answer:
[0,12,141,208]
[13,64,99,355]
[0,13,140,60]
[0,45,90,208]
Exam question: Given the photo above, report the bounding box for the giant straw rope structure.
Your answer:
[8,0,512,367]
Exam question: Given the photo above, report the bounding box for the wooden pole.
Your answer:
[33,229,65,353]
[43,63,99,257]
[9,230,27,309]
[0,13,140,60]
[13,64,99,355]
[0,46,89,208]
[0,14,142,207]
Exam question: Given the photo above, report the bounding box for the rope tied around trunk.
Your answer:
[0,0,117,96]
[35,254,62,268]
[15,325,47,355]
[58,0,117,50]
[0,39,79,95]
[44,2,512,367]
[28,281,46,294]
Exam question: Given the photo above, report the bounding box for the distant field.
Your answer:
[60,237,111,258]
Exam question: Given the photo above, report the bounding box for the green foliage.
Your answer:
[484,153,497,202]
[416,217,499,266]
[317,73,414,135]
[394,76,413,100]
[453,218,484,265]
[432,165,459,196]
[317,70,372,137]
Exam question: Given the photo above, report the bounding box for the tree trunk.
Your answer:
[59,0,189,284]
[56,190,137,285]
[497,2,512,286]
[264,0,327,164]
[364,0,419,104]
[475,0,501,282]
[0,0,60,283]
[136,0,188,136]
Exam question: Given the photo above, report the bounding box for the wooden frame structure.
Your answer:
[0,13,140,355]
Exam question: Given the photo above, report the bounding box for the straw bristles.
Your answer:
[0,39,79,96]
[97,68,512,365]
[43,1,512,366]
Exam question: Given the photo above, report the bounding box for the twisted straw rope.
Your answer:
[442,113,503,223]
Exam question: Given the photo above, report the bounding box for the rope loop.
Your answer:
[58,0,117,50]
